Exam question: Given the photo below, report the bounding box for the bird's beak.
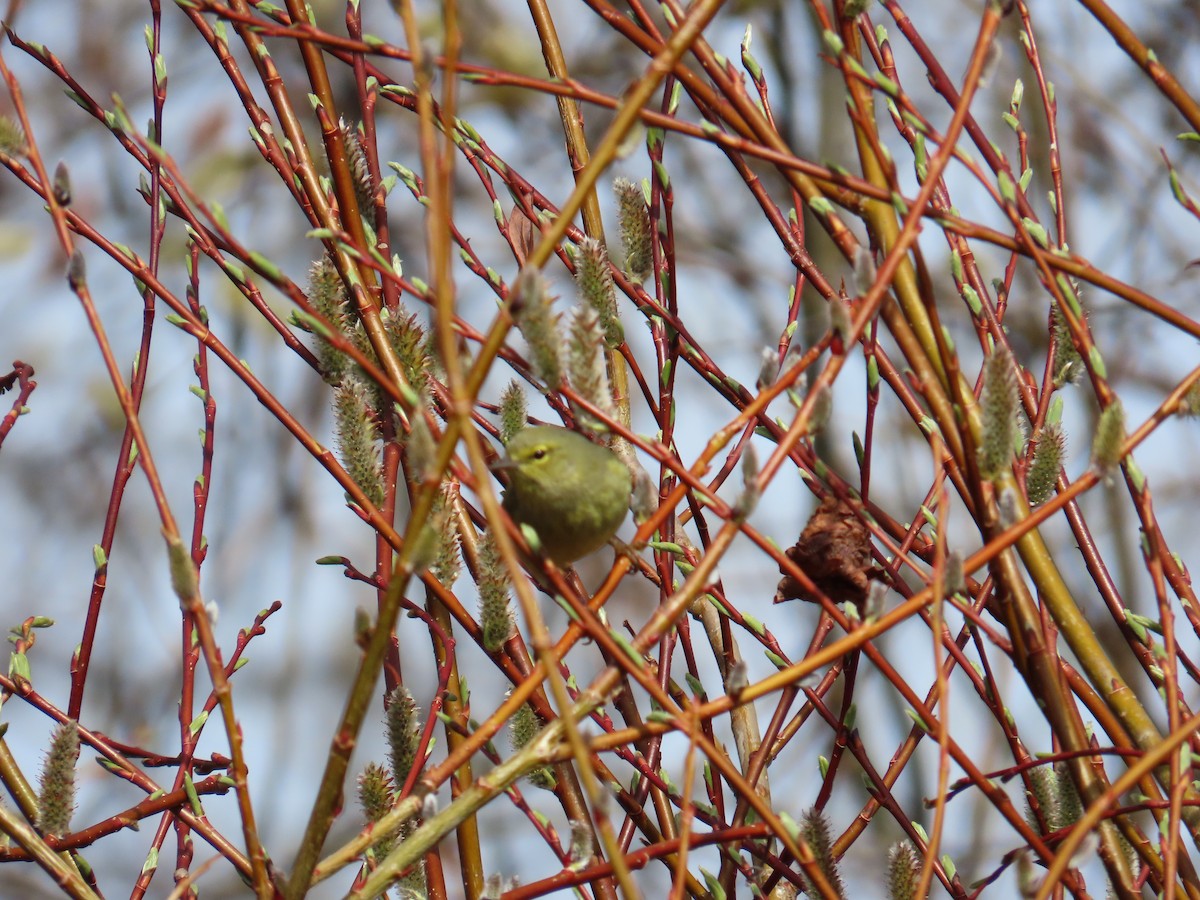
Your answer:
[489,455,519,473]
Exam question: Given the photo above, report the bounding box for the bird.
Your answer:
[492,425,632,566]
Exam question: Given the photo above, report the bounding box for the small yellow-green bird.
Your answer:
[492,425,632,565]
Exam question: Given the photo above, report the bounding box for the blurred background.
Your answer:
[2,0,1200,896]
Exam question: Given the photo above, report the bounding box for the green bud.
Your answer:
[807,384,833,435]
[1177,380,1200,418]
[1091,400,1126,477]
[943,550,965,597]
[0,116,26,156]
[167,534,198,606]
[732,444,760,523]
[52,161,72,206]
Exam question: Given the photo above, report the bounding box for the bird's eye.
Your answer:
[532,448,547,460]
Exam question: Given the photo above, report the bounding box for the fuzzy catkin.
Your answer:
[340,119,375,218]
[614,178,652,282]
[431,485,462,588]
[886,841,923,900]
[308,255,352,385]
[1051,304,1084,386]
[977,347,1020,479]
[800,808,846,898]
[37,720,79,837]
[477,533,514,651]
[509,702,555,789]
[357,762,396,857]
[382,306,432,393]
[567,304,615,433]
[384,685,421,787]
[511,267,563,389]
[575,237,623,347]
[498,381,527,445]
[1026,423,1065,505]
[333,378,385,508]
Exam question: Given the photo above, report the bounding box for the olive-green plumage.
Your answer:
[495,426,632,565]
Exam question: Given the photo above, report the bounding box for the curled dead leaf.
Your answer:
[775,494,874,606]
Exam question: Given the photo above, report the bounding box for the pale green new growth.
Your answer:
[732,443,759,522]
[1179,381,1200,418]
[1091,400,1126,477]
[167,534,198,605]
[0,116,26,156]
